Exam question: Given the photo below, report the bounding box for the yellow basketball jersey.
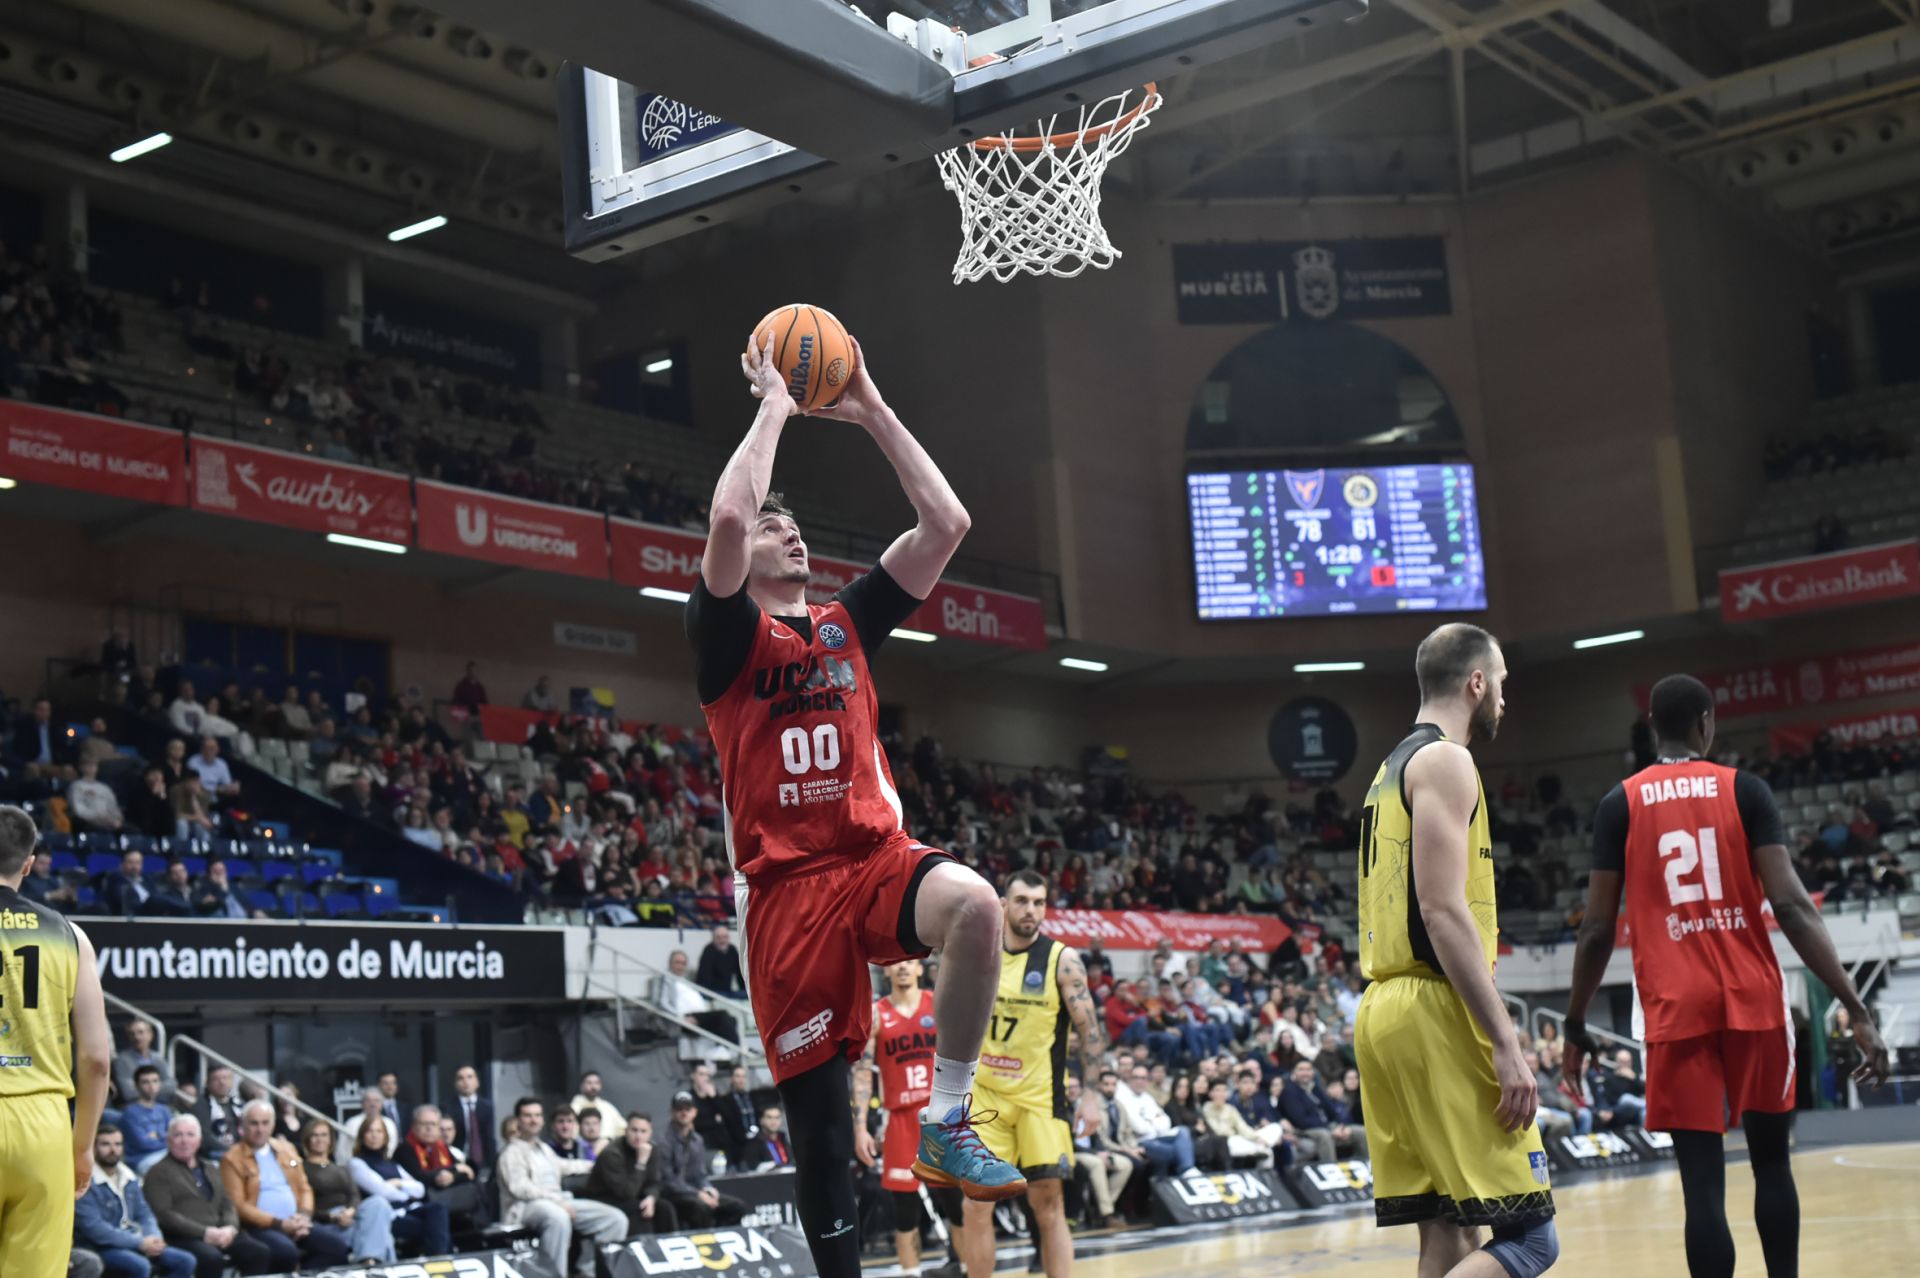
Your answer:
[976,935,1068,1119]
[0,886,79,1099]
[1357,724,1499,982]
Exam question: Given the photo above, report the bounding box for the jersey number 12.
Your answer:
[1659,827,1724,906]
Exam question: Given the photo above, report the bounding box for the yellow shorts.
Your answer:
[1354,976,1554,1229]
[970,1087,1074,1180]
[0,1092,75,1278]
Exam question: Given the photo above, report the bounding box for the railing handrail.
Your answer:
[580,973,765,1063]
[171,1032,347,1137]
[596,949,757,1036]
[1533,1007,1644,1059]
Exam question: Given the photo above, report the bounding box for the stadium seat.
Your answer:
[50,851,78,873]
[259,861,297,884]
[84,852,122,876]
[323,893,363,918]
[242,889,278,915]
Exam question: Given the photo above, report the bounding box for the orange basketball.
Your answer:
[746,304,854,412]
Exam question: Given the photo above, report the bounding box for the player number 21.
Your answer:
[780,724,841,775]
[1658,827,1724,906]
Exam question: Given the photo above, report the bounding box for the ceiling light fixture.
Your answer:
[640,586,690,604]
[387,214,448,242]
[1572,629,1645,650]
[325,533,406,554]
[891,628,937,643]
[110,132,173,163]
[1294,661,1365,673]
[1059,657,1109,672]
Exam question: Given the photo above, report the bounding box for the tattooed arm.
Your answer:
[852,1014,880,1167]
[1058,947,1108,1080]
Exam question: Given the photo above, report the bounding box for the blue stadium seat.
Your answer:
[43,832,72,852]
[121,835,156,856]
[301,862,337,885]
[166,838,199,858]
[295,892,322,916]
[363,893,394,918]
[180,856,208,878]
[49,851,78,873]
[223,858,258,879]
[322,893,362,918]
[243,839,274,859]
[242,890,277,915]
[74,886,97,908]
[259,861,297,884]
[85,853,123,877]
[76,833,119,853]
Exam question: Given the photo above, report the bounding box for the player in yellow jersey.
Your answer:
[1354,625,1558,1277]
[952,871,1104,1278]
[0,805,113,1278]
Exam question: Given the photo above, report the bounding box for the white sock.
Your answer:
[922,1055,977,1122]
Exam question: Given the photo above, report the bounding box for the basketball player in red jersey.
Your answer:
[1566,674,1889,1278]
[856,960,963,1278]
[686,331,1023,1278]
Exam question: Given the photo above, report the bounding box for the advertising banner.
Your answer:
[1719,541,1920,622]
[609,518,1048,650]
[263,1246,560,1278]
[601,1222,816,1278]
[1172,238,1450,325]
[191,438,411,543]
[85,920,566,1004]
[1284,1160,1375,1209]
[0,403,185,504]
[1150,1167,1298,1225]
[1635,639,1920,723]
[418,481,609,579]
[1039,909,1291,953]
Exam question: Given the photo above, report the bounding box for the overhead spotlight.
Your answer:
[109,132,173,163]
[1730,152,1767,184]
[221,113,266,145]
[331,147,375,179]
[276,130,322,162]
[387,214,447,241]
[1779,139,1812,168]
[446,27,494,59]
[384,162,430,196]
[1826,127,1858,158]
[99,75,146,107]
[35,55,80,85]
[504,49,552,79]
[1874,116,1905,145]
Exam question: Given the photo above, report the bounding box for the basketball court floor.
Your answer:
[931,1141,1920,1276]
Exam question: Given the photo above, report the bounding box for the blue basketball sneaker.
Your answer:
[912,1094,1027,1202]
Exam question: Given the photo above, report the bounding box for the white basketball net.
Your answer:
[936,84,1161,285]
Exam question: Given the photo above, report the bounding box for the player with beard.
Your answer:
[687,333,1023,1278]
[1354,624,1558,1278]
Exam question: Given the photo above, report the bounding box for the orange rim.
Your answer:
[970,83,1158,153]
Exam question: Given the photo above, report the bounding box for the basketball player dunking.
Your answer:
[0,806,113,1278]
[959,870,1106,1278]
[1565,674,1888,1278]
[687,333,1023,1278]
[1354,625,1558,1278]
[856,960,962,1278]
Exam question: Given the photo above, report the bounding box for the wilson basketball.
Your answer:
[746,304,854,412]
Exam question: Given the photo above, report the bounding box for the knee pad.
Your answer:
[1484,1217,1559,1278]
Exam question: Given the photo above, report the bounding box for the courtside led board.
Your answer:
[1188,464,1488,620]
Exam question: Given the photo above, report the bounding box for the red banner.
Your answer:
[190,439,411,543]
[1633,638,1920,723]
[1719,540,1920,622]
[1768,704,1920,755]
[1039,909,1292,953]
[0,402,185,505]
[417,482,609,578]
[609,517,1048,650]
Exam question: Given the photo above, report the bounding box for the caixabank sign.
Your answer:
[1150,1167,1296,1225]
[602,1223,816,1278]
[1287,1159,1374,1208]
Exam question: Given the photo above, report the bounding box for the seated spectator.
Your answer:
[129,769,176,840]
[342,1088,388,1146]
[659,951,738,1045]
[737,1106,792,1170]
[143,862,194,919]
[695,924,745,998]
[1104,983,1178,1068]
[155,739,190,793]
[186,739,239,807]
[121,1067,174,1174]
[1070,1075,1131,1228]
[1230,1072,1276,1128]
[583,1111,678,1235]
[191,1066,243,1162]
[102,849,151,917]
[273,687,313,740]
[168,681,207,738]
[658,1092,748,1228]
[143,1114,276,1277]
[308,718,342,769]
[68,758,124,832]
[522,676,557,712]
[1199,1079,1291,1169]
[221,1101,354,1269]
[571,1071,624,1138]
[545,1107,592,1162]
[197,699,241,744]
[1277,1060,1367,1164]
[578,1109,610,1159]
[497,1098,628,1278]
[298,1119,397,1264]
[20,848,79,911]
[349,1117,452,1259]
[192,862,248,919]
[1600,1049,1646,1127]
[77,1125,195,1278]
[1115,1065,1196,1176]
[395,1105,484,1231]
[170,776,214,842]
[12,696,77,781]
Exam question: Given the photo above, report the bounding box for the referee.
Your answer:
[0,806,113,1276]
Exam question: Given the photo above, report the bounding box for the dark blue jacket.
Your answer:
[121,1102,172,1161]
[1278,1080,1335,1130]
[77,1170,161,1250]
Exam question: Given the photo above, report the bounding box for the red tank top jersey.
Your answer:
[874,990,936,1112]
[700,600,905,878]
[1621,760,1785,1042]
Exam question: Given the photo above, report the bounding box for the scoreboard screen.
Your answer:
[1188,464,1487,620]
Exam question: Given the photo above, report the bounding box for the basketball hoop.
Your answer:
[935,82,1161,285]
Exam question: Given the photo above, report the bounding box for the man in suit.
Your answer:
[12,696,76,780]
[191,1066,244,1161]
[143,862,195,919]
[1277,1060,1367,1165]
[396,1104,485,1232]
[102,848,152,917]
[694,925,745,998]
[142,1113,277,1277]
[375,1072,403,1130]
[738,1106,792,1170]
[716,1065,758,1165]
[450,1064,496,1170]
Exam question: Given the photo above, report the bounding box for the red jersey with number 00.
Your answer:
[875,990,937,1111]
[1621,760,1785,1042]
[701,600,905,879]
